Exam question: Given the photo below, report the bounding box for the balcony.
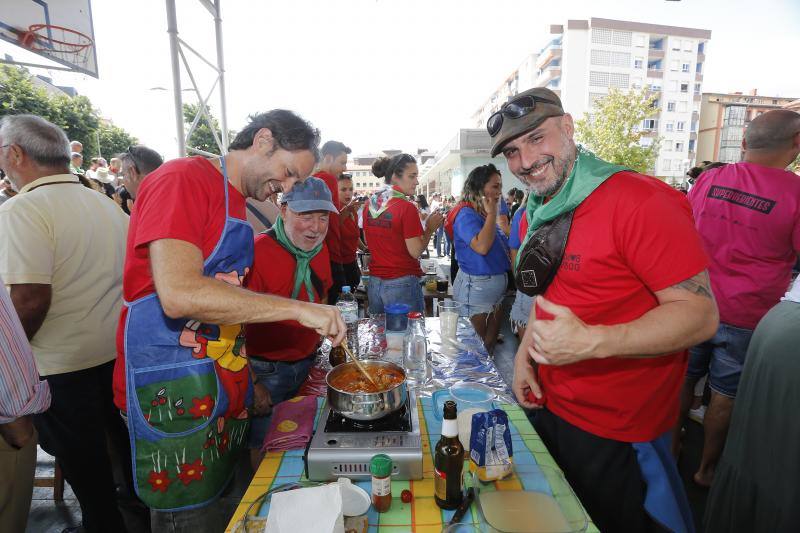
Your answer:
[648,49,665,60]
[695,73,703,82]
[697,52,706,62]
[690,132,698,141]
[694,94,702,102]
[536,66,562,86]
[647,69,664,79]
[536,45,562,70]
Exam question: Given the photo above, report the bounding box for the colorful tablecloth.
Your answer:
[226,395,598,532]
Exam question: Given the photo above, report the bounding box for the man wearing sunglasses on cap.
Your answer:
[496,87,718,533]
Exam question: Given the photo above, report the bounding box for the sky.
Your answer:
[2,0,799,160]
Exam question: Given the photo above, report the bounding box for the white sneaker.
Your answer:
[688,405,706,424]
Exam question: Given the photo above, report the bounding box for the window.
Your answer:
[681,63,690,73]
[665,121,674,132]
[691,120,698,132]
[688,139,696,151]
[634,57,644,69]
[651,98,660,109]
[677,121,686,132]
[680,83,689,93]
[698,42,705,54]
[678,101,688,112]
[670,60,680,71]
[694,83,701,95]
[667,101,676,112]
[591,49,631,68]
[672,39,681,51]
[675,141,684,151]
[696,62,703,73]
[612,31,632,46]
[662,159,672,171]
[634,34,646,47]
[632,79,643,89]
[643,119,658,130]
[649,37,663,50]
[663,140,672,151]
[650,82,662,91]
[589,71,629,88]
[591,28,613,44]
[683,40,693,52]
[669,80,679,91]
[648,59,662,71]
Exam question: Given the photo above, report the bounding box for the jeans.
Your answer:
[686,322,754,398]
[247,356,315,449]
[367,275,424,315]
[151,503,223,533]
[510,289,535,333]
[453,271,507,317]
[34,360,130,533]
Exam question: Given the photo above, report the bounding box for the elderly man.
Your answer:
[113,109,345,531]
[676,109,800,486]
[117,144,164,211]
[69,151,84,175]
[244,177,337,468]
[0,115,131,533]
[494,88,718,532]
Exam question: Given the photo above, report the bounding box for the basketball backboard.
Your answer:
[0,0,98,77]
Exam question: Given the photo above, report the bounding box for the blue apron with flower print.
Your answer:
[124,158,253,510]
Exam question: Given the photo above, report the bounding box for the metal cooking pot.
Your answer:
[326,360,407,421]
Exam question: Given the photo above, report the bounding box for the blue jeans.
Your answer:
[247,356,315,449]
[151,503,223,533]
[686,322,754,398]
[510,289,534,333]
[453,271,507,317]
[367,275,424,315]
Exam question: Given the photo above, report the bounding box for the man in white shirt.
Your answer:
[0,114,136,533]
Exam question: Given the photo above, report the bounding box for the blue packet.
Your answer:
[469,409,513,481]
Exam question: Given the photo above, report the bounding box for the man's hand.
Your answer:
[512,340,544,409]
[340,200,363,217]
[295,301,346,346]
[426,211,444,230]
[0,416,35,449]
[528,296,602,365]
[252,382,272,416]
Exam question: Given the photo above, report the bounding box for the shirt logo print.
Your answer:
[707,186,776,214]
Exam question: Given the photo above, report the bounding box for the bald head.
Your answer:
[744,110,800,150]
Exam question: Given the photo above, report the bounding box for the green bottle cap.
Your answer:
[370,454,393,477]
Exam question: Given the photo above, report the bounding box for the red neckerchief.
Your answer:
[444,201,472,240]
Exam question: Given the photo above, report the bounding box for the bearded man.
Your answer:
[494,87,718,533]
[243,177,337,468]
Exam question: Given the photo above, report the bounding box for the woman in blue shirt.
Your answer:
[451,164,510,353]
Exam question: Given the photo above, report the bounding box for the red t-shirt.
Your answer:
[112,157,247,411]
[536,171,708,442]
[340,212,360,264]
[314,171,343,264]
[243,233,332,362]
[363,195,424,279]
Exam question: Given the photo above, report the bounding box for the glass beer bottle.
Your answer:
[434,400,464,509]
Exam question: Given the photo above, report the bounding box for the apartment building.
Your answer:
[697,90,799,163]
[472,18,711,184]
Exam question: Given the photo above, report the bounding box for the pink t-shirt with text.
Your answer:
[689,162,800,329]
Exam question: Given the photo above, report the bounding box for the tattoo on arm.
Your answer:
[672,271,713,299]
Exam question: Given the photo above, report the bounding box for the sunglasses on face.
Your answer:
[487,95,561,137]
[126,146,141,174]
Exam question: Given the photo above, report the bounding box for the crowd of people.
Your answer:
[0,87,798,533]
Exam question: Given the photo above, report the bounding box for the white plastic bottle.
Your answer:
[336,286,359,357]
[403,312,430,385]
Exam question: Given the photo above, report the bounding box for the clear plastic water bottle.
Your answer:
[336,286,359,357]
[403,312,430,386]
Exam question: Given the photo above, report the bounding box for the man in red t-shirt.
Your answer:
[314,140,355,304]
[113,110,345,528]
[243,177,337,468]
[490,87,718,532]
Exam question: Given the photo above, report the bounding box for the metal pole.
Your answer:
[166,0,186,157]
[214,0,229,152]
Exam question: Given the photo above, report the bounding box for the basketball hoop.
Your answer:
[17,24,94,70]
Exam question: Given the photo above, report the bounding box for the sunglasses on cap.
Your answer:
[487,94,562,138]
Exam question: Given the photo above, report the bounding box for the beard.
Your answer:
[520,134,577,198]
[284,220,324,252]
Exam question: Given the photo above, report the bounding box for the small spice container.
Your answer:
[370,454,393,512]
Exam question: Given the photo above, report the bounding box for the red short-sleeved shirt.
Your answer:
[363,194,424,279]
[113,157,246,411]
[535,171,708,442]
[340,213,360,264]
[315,171,344,264]
[244,233,332,361]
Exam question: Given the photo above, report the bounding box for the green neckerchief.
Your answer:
[368,185,407,218]
[516,147,628,268]
[272,215,323,302]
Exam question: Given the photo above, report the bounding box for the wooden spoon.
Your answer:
[340,342,380,389]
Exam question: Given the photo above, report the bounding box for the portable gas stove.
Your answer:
[305,388,424,481]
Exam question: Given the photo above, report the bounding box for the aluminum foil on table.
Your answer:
[315,316,514,404]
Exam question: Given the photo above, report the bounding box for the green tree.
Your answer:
[0,65,137,162]
[575,87,661,175]
[183,103,234,155]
